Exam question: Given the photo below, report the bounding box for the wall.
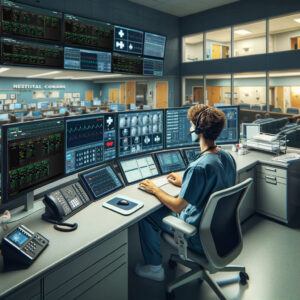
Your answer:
[271,29,300,52]
[184,42,203,62]
[234,36,266,56]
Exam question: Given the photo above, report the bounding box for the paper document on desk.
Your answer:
[272,153,300,163]
[252,134,277,142]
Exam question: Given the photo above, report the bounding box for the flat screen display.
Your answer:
[143,58,163,76]
[64,14,113,51]
[143,32,166,58]
[64,47,111,72]
[65,114,116,174]
[1,37,63,68]
[112,52,143,75]
[1,0,62,42]
[114,25,143,55]
[119,155,159,184]
[155,150,186,174]
[80,165,123,200]
[7,229,29,247]
[118,110,164,158]
[183,148,201,164]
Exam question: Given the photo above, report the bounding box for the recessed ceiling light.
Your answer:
[26,71,61,78]
[0,67,10,73]
[294,18,300,23]
[234,29,252,35]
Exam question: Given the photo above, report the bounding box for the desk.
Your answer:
[0,149,299,300]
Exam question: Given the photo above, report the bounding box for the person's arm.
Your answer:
[166,172,182,187]
[139,179,188,214]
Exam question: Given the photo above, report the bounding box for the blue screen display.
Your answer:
[8,229,29,247]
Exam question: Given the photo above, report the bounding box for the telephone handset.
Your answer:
[42,182,91,232]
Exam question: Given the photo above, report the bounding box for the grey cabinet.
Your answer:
[238,167,255,223]
[4,279,41,300]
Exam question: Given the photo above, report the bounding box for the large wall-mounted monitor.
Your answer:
[1,38,63,68]
[143,32,166,58]
[65,113,116,174]
[119,154,159,185]
[118,110,164,158]
[64,14,113,51]
[64,47,111,72]
[114,25,143,55]
[155,150,186,174]
[112,52,143,75]
[1,0,62,42]
[143,58,163,76]
[1,118,65,207]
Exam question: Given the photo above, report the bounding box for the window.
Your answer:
[182,33,203,62]
[205,74,231,106]
[269,13,300,53]
[233,20,266,57]
[205,27,231,60]
[233,72,266,110]
[183,76,204,105]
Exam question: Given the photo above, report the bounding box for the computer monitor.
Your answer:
[118,109,164,158]
[14,112,24,118]
[183,147,201,164]
[1,118,65,211]
[65,113,116,174]
[155,150,186,175]
[119,154,159,185]
[41,103,48,109]
[129,104,136,110]
[79,165,123,200]
[85,102,92,107]
[110,104,118,111]
[0,114,9,120]
[59,108,67,114]
[143,32,166,58]
[242,123,261,139]
[14,103,22,110]
[33,111,42,117]
[93,100,101,106]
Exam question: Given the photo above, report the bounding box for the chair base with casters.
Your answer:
[162,178,253,300]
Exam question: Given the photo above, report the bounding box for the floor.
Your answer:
[128,215,300,300]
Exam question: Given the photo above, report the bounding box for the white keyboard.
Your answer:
[151,176,169,187]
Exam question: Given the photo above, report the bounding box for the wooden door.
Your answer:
[206,86,221,106]
[156,82,168,108]
[212,44,221,59]
[126,82,135,104]
[291,87,300,109]
[109,89,119,102]
[193,87,204,103]
[85,90,93,101]
[276,86,284,111]
[222,46,229,58]
[120,85,125,104]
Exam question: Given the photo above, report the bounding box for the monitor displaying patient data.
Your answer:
[183,148,201,164]
[119,155,159,184]
[80,165,123,200]
[65,114,116,174]
[155,150,186,174]
[118,110,164,158]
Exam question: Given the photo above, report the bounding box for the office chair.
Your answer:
[271,107,282,113]
[286,107,299,114]
[162,178,253,300]
[239,104,250,109]
[250,105,261,111]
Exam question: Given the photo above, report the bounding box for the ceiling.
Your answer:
[128,0,239,17]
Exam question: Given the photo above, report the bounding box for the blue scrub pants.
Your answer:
[138,206,203,265]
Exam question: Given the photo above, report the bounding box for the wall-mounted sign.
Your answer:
[13,84,66,89]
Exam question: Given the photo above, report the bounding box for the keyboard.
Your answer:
[151,176,169,187]
[272,153,300,163]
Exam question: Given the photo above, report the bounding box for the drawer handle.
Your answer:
[265,176,277,185]
[266,175,276,180]
[265,167,276,172]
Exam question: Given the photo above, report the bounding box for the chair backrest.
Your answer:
[199,178,253,269]
[239,104,251,109]
[251,105,261,111]
[286,108,299,114]
[271,107,282,113]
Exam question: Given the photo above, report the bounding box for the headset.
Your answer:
[192,107,211,135]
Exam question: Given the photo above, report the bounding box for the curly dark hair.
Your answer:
[187,104,226,141]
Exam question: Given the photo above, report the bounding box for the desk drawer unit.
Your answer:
[44,230,128,300]
[3,279,41,300]
[257,165,287,178]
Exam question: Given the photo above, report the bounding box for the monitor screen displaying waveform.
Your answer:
[65,114,116,174]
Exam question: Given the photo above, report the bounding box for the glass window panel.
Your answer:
[182,33,203,62]
[233,20,266,57]
[205,74,231,106]
[183,76,204,105]
[233,72,266,111]
[269,13,300,53]
[205,28,231,60]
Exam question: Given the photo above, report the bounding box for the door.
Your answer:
[212,44,221,59]
[276,86,284,111]
[126,82,135,104]
[156,82,168,108]
[291,87,300,109]
[222,46,229,58]
[120,85,125,104]
[85,90,93,101]
[109,89,119,102]
[206,86,221,106]
[193,87,204,103]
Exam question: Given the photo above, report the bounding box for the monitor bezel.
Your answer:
[143,32,167,59]
[117,109,164,159]
[154,149,186,175]
[1,117,66,209]
[64,112,117,176]
[117,153,161,185]
[78,163,124,201]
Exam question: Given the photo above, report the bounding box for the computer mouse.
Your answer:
[117,199,129,206]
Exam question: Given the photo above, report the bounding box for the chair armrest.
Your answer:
[163,215,197,237]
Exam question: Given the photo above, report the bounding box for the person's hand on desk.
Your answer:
[167,172,182,187]
[139,179,160,195]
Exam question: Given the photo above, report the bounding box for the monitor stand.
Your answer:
[8,191,44,223]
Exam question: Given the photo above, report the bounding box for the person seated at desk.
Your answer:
[81,107,88,114]
[136,104,236,281]
[8,114,17,123]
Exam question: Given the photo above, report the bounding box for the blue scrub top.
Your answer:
[178,148,236,229]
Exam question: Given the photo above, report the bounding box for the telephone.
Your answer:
[1,224,49,270]
[42,181,91,232]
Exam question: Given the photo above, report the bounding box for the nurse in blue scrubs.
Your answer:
[135,104,237,282]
